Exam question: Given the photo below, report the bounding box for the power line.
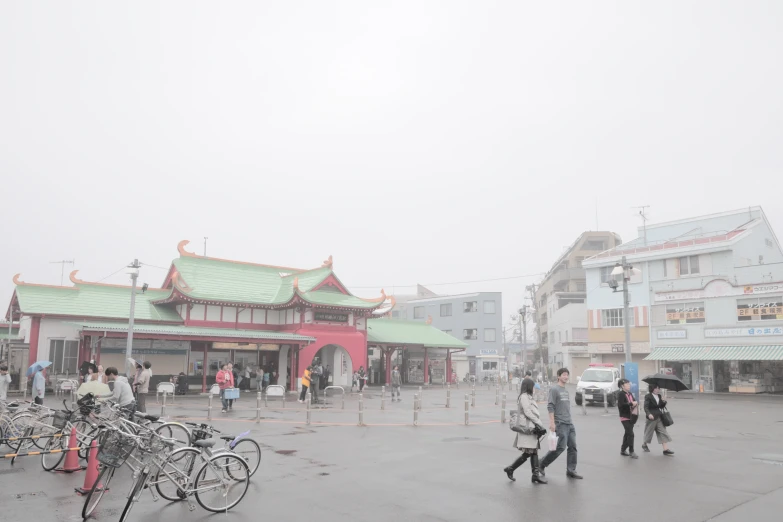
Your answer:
[139,262,170,271]
[348,272,545,290]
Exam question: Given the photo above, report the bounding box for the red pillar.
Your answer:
[290,344,298,392]
[27,316,41,366]
[446,350,452,383]
[424,346,429,384]
[201,342,208,393]
[384,347,392,385]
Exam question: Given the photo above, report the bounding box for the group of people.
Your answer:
[298,360,331,403]
[504,368,675,485]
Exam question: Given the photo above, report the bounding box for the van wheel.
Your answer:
[574,396,582,406]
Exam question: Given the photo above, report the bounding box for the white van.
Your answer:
[575,364,621,406]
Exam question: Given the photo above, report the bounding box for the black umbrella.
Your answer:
[642,373,690,392]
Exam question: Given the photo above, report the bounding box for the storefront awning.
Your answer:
[367,319,468,349]
[68,321,316,343]
[645,345,783,361]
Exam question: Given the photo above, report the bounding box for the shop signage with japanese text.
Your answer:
[657,330,687,339]
[655,280,783,302]
[314,312,349,323]
[705,327,783,338]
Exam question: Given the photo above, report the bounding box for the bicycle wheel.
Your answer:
[29,411,56,449]
[153,447,200,502]
[118,470,148,522]
[41,431,66,471]
[72,420,97,460]
[194,454,249,513]
[81,465,115,520]
[229,438,261,478]
[155,422,191,461]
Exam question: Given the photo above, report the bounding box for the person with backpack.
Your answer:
[216,363,235,413]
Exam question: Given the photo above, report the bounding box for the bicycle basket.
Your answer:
[97,430,136,468]
[52,410,71,430]
[191,428,210,441]
[134,433,169,467]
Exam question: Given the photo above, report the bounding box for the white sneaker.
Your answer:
[222,409,227,413]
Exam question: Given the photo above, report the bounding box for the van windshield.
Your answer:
[580,370,613,383]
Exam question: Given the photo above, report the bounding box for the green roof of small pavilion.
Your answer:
[366,319,468,348]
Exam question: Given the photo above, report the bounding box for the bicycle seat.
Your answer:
[193,439,217,448]
[219,435,235,442]
[135,413,160,422]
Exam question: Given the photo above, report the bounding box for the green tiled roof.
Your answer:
[172,256,381,309]
[68,321,316,342]
[15,284,182,322]
[645,345,783,361]
[366,319,468,348]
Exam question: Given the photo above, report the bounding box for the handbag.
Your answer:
[660,407,674,427]
[509,400,536,435]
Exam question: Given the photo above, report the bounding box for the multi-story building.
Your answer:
[534,232,622,376]
[583,207,783,393]
[404,292,503,380]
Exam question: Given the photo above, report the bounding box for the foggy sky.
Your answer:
[2,2,782,332]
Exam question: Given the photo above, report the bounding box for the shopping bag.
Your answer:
[660,408,674,427]
[224,388,240,400]
[548,431,559,451]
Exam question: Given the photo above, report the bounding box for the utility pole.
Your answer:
[125,259,140,378]
[526,283,544,374]
[609,256,636,364]
[519,306,527,373]
[50,259,75,286]
[204,237,208,256]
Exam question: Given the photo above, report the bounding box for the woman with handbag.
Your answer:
[616,379,639,459]
[504,378,548,484]
[642,383,674,456]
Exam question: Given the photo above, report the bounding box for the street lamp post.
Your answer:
[125,259,140,378]
[609,256,640,364]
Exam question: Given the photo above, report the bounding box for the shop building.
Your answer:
[585,207,783,393]
[5,240,464,393]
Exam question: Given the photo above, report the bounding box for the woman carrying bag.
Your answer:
[642,383,674,456]
[504,377,548,484]
[616,379,639,459]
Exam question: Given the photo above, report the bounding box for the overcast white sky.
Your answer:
[2,2,782,331]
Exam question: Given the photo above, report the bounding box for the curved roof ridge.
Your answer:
[177,240,310,273]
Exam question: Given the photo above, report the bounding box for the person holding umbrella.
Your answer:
[27,361,51,405]
[642,382,674,456]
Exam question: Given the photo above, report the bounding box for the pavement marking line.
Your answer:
[172,416,501,427]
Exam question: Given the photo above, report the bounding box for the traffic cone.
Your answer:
[75,439,100,494]
[58,426,84,473]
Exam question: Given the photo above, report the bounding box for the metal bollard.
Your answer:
[341,392,345,410]
[582,393,587,416]
[256,392,262,423]
[501,393,507,423]
[495,386,499,406]
[264,391,268,407]
[471,385,476,408]
[604,389,609,413]
[413,393,419,426]
[381,386,386,411]
[208,394,213,420]
[358,393,364,426]
[282,392,286,409]
[446,385,451,408]
[464,394,470,425]
[306,391,311,425]
[161,392,167,417]
[508,380,512,392]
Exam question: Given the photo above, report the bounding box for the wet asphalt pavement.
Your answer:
[1,384,782,522]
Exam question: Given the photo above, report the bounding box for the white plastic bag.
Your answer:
[548,431,559,451]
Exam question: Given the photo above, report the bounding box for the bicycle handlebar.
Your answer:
[184,421,221,434]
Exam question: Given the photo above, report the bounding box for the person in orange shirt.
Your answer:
[299,366,312,403]
[216,363,235,413]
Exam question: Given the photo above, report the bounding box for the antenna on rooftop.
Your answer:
[633,206,650,245]
[50,259,75,286]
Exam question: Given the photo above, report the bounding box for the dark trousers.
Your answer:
[34,396,43,405]
[299,384,309,402]
[621,415,638,452]
[540,422,577,473]
[137,393,147,413]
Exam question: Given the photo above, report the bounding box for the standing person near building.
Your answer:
[351,371,359,392]
[263,367,270,390]
[642,384,674,456]
[299,366,312,403]
[95,365,107,384]
[323,365,331,389]
[256,367,265,392]
[33,366,46,405]
[504,377,547,484]
[538,368,583,479]
[0,364,11,401]
[310,360,322,404]
[136,361,152,413]
[105,367,135,413]
[391,365,402,402]
[216,363,235,413]
[616,379,639,459]
[358,366,367,392]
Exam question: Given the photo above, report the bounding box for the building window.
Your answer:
[549,331,555,343]
[49,339,78,374]
[440,303,452,317]
[484,328,496,342]
[464,301,478,313]
[737,297,783,321]
[575,256,585,267]
[679,256,700,276]
[663,260,668,278]
[573,328,588,341]
[414,306,425,319]
[565,330,569,341]
[483,301,496,314]
[442,329,452,335]
[601,308,634,328]
[666,302,705,324]
[576,281,587,292]
[599,266,615,285]
[482,361,498,370]
[558,331,561,342]
[463,329,478,340]
[584,240,606,250]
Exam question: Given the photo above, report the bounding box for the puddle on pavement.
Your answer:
[275,450,297,456]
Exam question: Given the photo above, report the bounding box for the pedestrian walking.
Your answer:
[0,364,11,401]
[33,366,46,405]
[351,371,359,392]
[504,377,548,484]
[136,361,152,413]
[299,366,312,403]
[358,366,367,392]
[538,368,583,479]
[256,366,265,391]
[263,368,270,390]
[616,379,639,459]
[216,363,235,413]
[391,365,402,402]
[642,384,674,456]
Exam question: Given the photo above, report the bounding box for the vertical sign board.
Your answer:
[622,362,640,402]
